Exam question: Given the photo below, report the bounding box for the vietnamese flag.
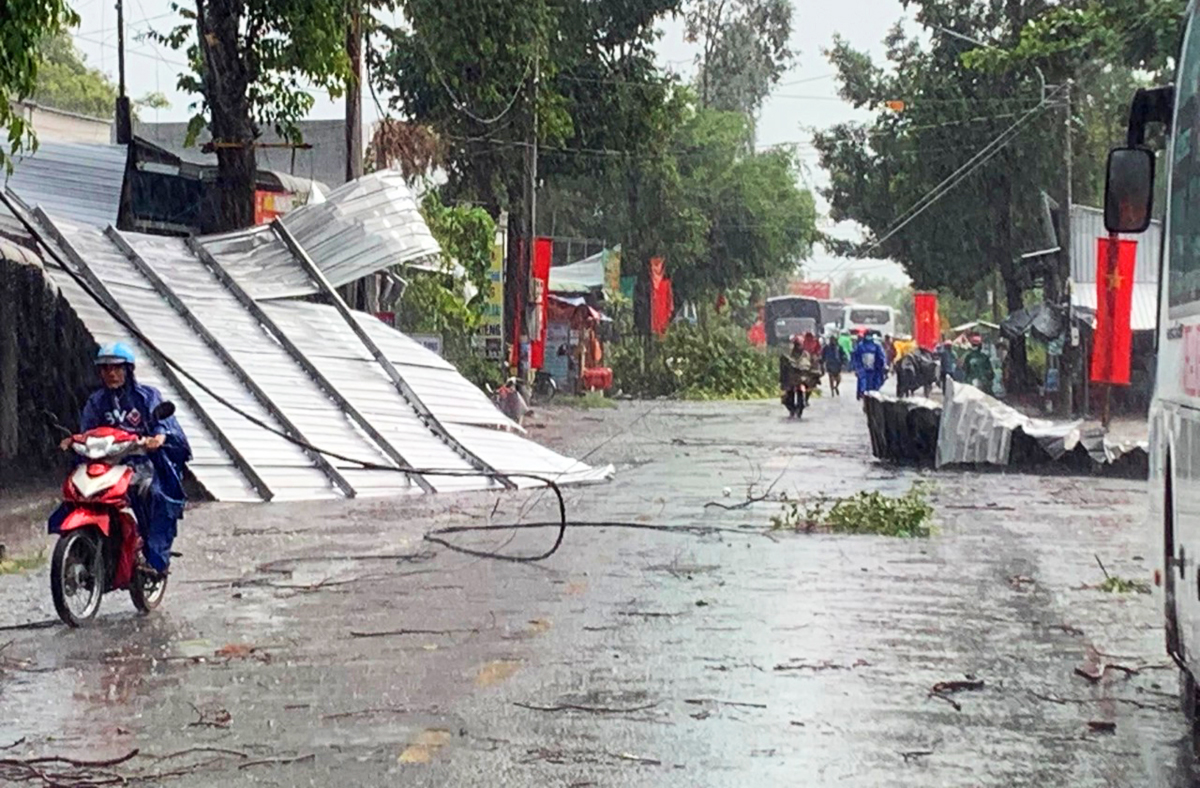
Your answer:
[529,237,552,369]
[1089,236,1137,386]
[913,291,939,350]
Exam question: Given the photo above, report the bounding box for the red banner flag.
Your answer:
[530,237,552,369]
[913,291,939,351]
[1089,236,1137,386]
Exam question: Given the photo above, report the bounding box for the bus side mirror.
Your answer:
[1104,147,1155,233]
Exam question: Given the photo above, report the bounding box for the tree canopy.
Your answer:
[0,0,79,170]
[372,0,816,316]
[150,0,351,230]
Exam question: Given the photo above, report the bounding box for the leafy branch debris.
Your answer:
[771,483,934,538]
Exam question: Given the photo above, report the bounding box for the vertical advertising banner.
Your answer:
[478,229,506,360]
[649,257,673,336]
[1089,236,1137,386]
[913,291,939,350]
[530,237,553,369]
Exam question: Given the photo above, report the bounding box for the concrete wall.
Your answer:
[0,240,98,481]
[18,102,113,144]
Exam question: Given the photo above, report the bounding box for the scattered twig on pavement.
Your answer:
[1028,690,1173,712]
[618,610,682,618]
[704,471,786,511]
[349,627,480,638]
[774,659,870,672]
[187,703,232,729]
[1095,554,1111,581]
[928,679,985,711]
[0,620,58,633]
[899,749,935,762]
[255,551,436,575]
[1074,664,1141,683]
[6,749,139,768]
[320,707,413,720]
[610,752,662,766]
[150,746,250,761]
[943,504,1016,511]
[1,737,25,750]
[514,701,658,714]
[683,698,766,709]
[1087,720,1117,733]
[237,753,315,770]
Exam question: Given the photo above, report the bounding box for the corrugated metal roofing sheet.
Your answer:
[200,170,443,301]
[1071,204,1161,284]
[5,142,128,228]
[1072,282,1159,332]
[17,193,609,502]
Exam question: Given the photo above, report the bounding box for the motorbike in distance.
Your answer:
[47,402,175,626]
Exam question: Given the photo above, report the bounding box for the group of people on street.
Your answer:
[781,329,999,408]
[780,329,891,404]
[937,334,995,393]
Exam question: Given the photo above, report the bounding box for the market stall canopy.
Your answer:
[549,247,615,292]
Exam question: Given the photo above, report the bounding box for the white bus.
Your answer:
[1106,0,1200,731]
[843,304,896,337]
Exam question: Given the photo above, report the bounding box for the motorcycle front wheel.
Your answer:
[51,530,105,627]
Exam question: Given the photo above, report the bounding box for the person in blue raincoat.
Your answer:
[851,330,887,400]
[56,342,191,576]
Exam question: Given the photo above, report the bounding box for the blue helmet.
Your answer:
[95,341,136,366]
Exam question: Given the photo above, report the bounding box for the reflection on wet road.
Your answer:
[0,392,1194,785]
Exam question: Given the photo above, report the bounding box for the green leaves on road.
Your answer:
[772,483,935,538]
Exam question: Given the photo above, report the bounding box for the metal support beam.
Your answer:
[7,199,274,501]
[185,236,435,494]
[271,219,516,489]
[104,226,357,499]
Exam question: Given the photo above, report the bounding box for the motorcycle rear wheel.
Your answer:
[51,530,105,627]
[129,569,167,613]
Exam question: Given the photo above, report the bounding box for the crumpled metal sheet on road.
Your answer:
[936,381,1080,467]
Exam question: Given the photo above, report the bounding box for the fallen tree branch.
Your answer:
[349,627,479,638]
[928,679,985,711]
[1028,690,1173,711]
[13,749,139,768]
[320,706,412,720]
[0,620,58,632]
[683,698,766,709]
[237,753,315,770]
[0,737,25,750]
[899,749,934,762]
[150,746,250,761]
[514,702,657,714]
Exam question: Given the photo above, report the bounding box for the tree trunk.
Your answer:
[198,0,257,232]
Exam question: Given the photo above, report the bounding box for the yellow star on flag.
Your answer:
[1106,270,1124,291]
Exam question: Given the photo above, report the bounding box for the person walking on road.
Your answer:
[962,334,995,394]
[852,330,887,400]
[822,333,849,396]
[937,340,959,390]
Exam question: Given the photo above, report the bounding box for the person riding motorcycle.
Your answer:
[56,342,191,576]
[962,334,995,393]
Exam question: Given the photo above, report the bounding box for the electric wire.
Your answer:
[1,191,571,561]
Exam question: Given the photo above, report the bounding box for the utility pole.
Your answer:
[343,0,368,310]
[1059,81,1075,416]
[114,0,132,144]
[517,50,539,390]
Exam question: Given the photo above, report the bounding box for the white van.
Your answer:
[843,304,896,337]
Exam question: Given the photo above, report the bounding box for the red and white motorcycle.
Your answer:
[48,403,173,626]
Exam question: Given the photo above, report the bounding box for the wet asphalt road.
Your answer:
[0,386,1193,786]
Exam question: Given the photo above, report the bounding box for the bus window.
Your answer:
[1170,14,1200,309]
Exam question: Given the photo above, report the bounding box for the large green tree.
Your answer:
[32,33,116,118]
[151,0,350,231]
[685,0,793,123]
[0,0,78,171]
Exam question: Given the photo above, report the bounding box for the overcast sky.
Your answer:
[68,0,910,285]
